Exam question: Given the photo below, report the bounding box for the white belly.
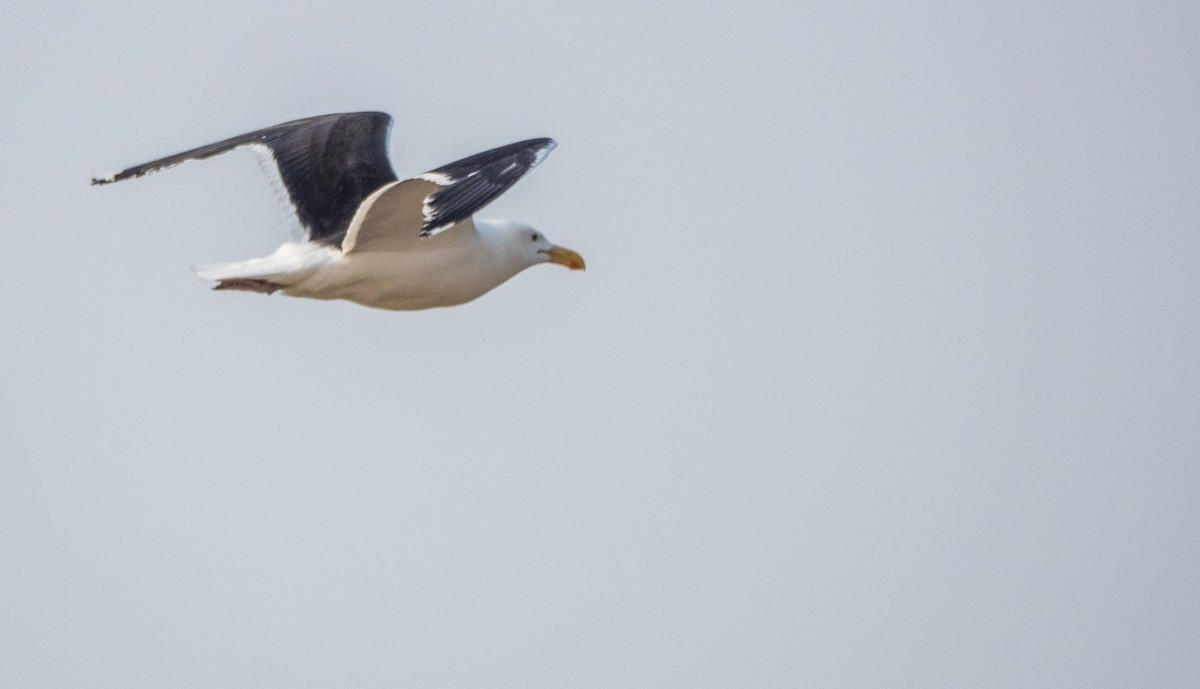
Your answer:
[282,245,519,311]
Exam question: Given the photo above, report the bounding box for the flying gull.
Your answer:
[92,111,584,311]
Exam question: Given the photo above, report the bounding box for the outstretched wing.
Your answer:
[92,112,398,248]
[340,138,557,254]
[339,179,471,254]
[416,138,556,237]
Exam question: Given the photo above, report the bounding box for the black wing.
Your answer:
[417,138,556,237]
[92,112,398,248]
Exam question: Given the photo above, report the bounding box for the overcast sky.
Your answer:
[2,1,1198,687]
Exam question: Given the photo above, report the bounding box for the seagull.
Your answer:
[92,112,585,311]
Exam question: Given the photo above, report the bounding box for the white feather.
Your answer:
[193,242,338,282]
[247,143,305,240]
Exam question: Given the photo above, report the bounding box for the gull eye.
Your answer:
[531,233,540,242]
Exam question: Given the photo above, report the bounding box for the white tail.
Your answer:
[193,242,338,283]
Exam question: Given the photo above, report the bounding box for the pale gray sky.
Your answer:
[2,1,1198,687]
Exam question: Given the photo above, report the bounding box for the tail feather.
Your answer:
[193,257,282,281]
[193,242,338,283]
[212,278,281,294]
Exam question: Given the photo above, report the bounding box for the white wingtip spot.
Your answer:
[418,171,454,186]
[532,141,556,167]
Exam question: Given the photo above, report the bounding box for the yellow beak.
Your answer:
[542,246,586,271]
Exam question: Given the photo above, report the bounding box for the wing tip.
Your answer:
[91,171,119,186]
[531,139,557,167]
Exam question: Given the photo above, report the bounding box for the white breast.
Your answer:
[282,229,526,311]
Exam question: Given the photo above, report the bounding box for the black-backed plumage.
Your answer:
[93,112,398,247]
[92,112,556,247]
[420,138,557,236]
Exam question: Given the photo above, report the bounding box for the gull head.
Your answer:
[489,220,586,271]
